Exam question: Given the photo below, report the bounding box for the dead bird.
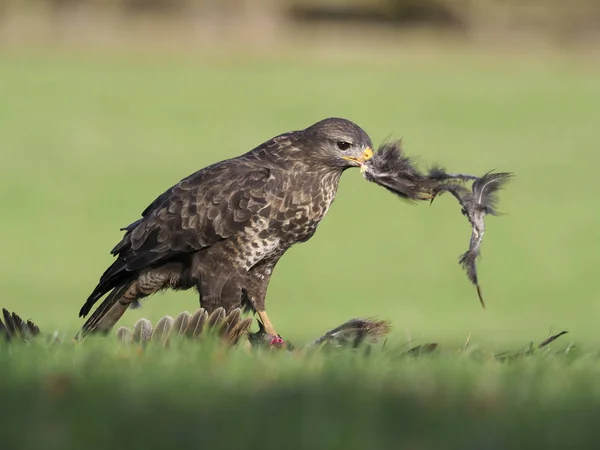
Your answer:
[362,140,513,307]
[0,307,390,352]
[247,319,287,349]
[310,318,391,349]
[247,317,391,351]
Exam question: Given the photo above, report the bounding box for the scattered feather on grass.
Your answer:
[494,330,570,361]
[406,343,439,356]
[539,331,569,348]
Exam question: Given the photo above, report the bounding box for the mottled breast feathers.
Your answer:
[95,118,368,296]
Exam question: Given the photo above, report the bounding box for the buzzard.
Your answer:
[78,118,374,339]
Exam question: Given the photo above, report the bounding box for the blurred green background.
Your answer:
[1,0,599,347]
[2,3,600,450]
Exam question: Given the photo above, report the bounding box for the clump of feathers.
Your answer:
[431,171,513,306]
[0,308,40,342]
[248,317,392,351]
[361,141,435,201]
[363,140,513,307]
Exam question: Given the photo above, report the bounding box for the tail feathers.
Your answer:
[80,259,129,318]
[79,286,106,318]
[76,282,135,339]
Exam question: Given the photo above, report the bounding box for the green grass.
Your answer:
[0,336,597,450]
[1,46,600,449]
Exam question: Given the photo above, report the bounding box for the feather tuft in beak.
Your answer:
[362,140,513,308]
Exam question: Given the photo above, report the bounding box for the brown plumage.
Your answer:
[77,118,374,339]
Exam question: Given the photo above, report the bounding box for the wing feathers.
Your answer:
[82,161,273,319]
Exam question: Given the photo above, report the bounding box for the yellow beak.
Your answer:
[342,147,374,166]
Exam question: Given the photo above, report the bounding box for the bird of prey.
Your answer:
[78,118,374,340]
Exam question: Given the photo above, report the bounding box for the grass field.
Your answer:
[1,45,600,449]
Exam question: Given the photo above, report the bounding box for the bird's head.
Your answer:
[248,319,291,350]
[299,118,374,171]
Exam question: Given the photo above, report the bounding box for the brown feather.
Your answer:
[206,307,226,330]
[132,319,153,343]
[116,326,133,343]
[152,316,175,345]
[184,309,207,339]
[172,311,192,336]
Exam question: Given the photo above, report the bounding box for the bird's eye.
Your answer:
[336,141,351,151]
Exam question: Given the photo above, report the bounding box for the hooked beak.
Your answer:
[342,147,373,169]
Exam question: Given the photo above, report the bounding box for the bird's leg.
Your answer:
[245,260,282,339]
[194,245,254,314]
[256,310,278,336]
[196,276,235,318]
[197,292,220,315]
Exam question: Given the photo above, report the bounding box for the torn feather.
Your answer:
[363,140,513,307]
